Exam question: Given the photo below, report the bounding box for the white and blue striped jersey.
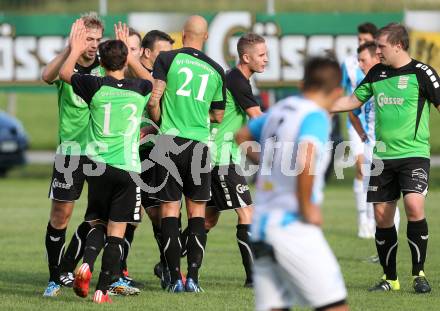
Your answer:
[247,96,331,242]
[341,56,375,141]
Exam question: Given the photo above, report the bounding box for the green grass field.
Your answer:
[1,165,440,310]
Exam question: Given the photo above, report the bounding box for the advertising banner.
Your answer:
[0,12,402,86]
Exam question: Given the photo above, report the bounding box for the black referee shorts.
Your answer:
[367,157,430,203]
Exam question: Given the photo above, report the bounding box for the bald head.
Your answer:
[182,15,208,48]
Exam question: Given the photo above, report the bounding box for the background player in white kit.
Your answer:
[341,22,377,238]
[236,57,348,311]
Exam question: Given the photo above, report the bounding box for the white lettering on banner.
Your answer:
[0,34,67,81]
[207,12,358,86]
[1,12,359,83]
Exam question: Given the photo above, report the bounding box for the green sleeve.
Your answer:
[353,78,373,103]
[212,72,226,103]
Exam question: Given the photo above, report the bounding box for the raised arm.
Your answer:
[59,20,88,84]
[41,21,78,83]
[114,22,154,82]
[41,46,71,84]
[147,79,166,124]
[331,94,363,113]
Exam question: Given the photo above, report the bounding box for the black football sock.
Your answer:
[121,223,136,275]
[236,224,254,282]
[180,226,189,257]
[161,217,181,283]
[83,223,106,272]
[96,236,124,294]
[407,219,428,276]
[375,226,398,280]
[186,217,207,283]
[152,224,166,266]
[60,221,91,273]
[45,222,66,283]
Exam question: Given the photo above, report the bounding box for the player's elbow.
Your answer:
[41,69,54,84]
[58,70,70,84]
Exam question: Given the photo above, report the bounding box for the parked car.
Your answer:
[0,110,28,176]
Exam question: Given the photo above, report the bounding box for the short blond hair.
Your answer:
[237,33,265,60]
[81,11,104,31]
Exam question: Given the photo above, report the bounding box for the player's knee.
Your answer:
[146,208,161,226]
[374,210,394,227]
[205,213,219,230]
[236,206,253,224]
[50,201,73,228]
[405,205,425,221]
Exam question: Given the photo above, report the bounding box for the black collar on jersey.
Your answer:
[74,57,100,74]
[141,62,153,74]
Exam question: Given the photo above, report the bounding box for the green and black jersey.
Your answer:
[71,74,152,173]
[354,59,440,159]
[153,47,226,144]
[54,58,104,155]
[139,66,154,150]
[210,67,259,165]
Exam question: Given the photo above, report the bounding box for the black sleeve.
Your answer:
[210,69,226,110]
[419,65,440,107]
[71,74,102,104]
[227,72,259,111]
[152,51,176,82]
[139,79,153,96]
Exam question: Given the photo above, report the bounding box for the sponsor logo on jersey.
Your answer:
[412,168,428,181]
[52,178,72,190]
[397,76,409,89]
[376,93,404,107]
[236,184,249,194]
[380,71,387,78]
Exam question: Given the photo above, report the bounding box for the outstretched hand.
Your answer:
[69,19,88,55]
[114,21,130,47]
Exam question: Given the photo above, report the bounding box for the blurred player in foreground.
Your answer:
[236,57,348,311]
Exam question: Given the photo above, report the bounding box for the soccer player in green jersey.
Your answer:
[204,33,266,287]
[59,20,152,303]
[148,15,226,292]
[120,29,175,288]
[333,23,440,293]
[41,12,104,297]
[137,30,176,286]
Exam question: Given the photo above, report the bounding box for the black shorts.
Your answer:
[139,146,160,209]
[207,164,253,211]
[154,136,211,202]
[48,154,87,202]
[367,157,430,203]
[85,164,141,223]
